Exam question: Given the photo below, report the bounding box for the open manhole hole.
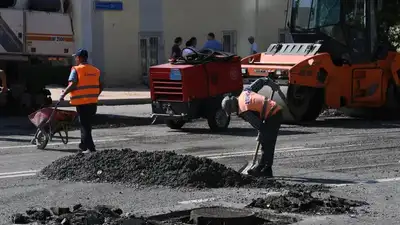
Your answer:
[147,206,298,225]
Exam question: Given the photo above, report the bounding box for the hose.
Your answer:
[171,48,236,65]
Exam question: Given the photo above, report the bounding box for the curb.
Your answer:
[53,98,152,107]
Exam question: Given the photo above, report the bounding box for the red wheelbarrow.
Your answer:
[28,102,78,149]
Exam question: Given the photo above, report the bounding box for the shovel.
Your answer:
[238,89,276,175]
[238,133,261,174]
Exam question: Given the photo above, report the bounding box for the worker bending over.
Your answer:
[221,78,284,177]
[60,49,103,154]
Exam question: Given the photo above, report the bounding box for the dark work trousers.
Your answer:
[259,110,283,167]
[76,103,97,151]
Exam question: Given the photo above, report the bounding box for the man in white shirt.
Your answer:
[248,36,258,55]
[182,37,197,57]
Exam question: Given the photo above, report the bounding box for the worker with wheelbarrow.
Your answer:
[221,77,285,177]
[60,48,103,154]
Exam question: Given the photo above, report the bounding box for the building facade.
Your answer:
[72,0,288,87]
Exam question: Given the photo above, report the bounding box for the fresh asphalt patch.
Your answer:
[33,148,370,225]
[247,189,368,215]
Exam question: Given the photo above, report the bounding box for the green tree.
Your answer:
[377,0,400,49]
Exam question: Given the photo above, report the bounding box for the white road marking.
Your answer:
[0,172,37,179]
[330,176,400,187]
[0,134,144,150]
[0,170,38,176]
[178,198,216,205]
[200,143,374,159]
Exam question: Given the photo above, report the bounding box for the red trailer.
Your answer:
[149,50,243,131]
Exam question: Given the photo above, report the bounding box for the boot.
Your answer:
[260,166,273,178]
[248,152,268,177]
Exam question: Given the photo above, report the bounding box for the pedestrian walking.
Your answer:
[248,36,258,54]
[60,48,103,154]
[221,77,283,177]
[171,37,183,59]
[203,32,223,51]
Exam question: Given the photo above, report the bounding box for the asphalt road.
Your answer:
[1,104,400,224]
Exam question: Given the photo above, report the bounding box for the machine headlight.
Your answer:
[241,68,247,74]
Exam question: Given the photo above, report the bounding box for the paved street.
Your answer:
[1,104,400,224]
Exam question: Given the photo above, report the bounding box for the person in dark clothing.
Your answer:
[60,49,103,154]
[171,37,183,59]
[221,77,285,177]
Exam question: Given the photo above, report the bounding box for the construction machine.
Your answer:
[241,0,400,122]
[0,0,74,115]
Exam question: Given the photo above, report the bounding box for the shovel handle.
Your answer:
[252,135,261,165]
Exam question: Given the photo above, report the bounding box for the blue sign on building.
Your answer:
[94,1,123,11]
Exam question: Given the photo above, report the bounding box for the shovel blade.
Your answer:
[238,161,254,175]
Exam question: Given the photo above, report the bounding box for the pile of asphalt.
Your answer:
[320,108,345,117]
[247,190,368,215]
[40,149,325,191]
[11,204,144,225]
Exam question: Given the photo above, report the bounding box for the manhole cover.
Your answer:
[190,207,256,225]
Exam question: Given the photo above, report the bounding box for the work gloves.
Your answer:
[59,90,65,101]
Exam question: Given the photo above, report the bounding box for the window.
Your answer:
[139,39,148,77]
[290,0,341,30]
[222,31,237,54]
[139,32,163,86]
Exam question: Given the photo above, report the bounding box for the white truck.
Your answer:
[0,0,74,114]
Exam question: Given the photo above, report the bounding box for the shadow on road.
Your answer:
[298,118,400,129]
[38,148,80,153]
[0,136,79,143]
[0,114,161,137]
[274,176,357,185]
[179,128,314,136]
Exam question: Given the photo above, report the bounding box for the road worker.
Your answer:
[221,77,284,177]
[60,48,103,154]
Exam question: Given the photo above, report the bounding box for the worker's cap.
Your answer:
[73,48,89,58]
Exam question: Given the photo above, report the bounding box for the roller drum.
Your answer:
[243,84,296,123]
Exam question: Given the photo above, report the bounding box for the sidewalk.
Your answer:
[49,87,151,106]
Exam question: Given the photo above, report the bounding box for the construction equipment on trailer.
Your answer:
[241,0,400,122]
[0,0,74,115]
[150,49,243,131]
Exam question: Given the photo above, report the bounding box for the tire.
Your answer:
[207,108,231,132]
[287,85,324,122]
[165,119,186,129]
[36,129,49,150]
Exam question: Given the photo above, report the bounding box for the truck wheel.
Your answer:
[165,119,186,129]
[207,108,231,132]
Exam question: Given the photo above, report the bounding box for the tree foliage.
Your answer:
[377,0,400,49]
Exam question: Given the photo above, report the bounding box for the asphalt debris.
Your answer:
[320,108,345,117]
[11,204,144,225]
[40,149,326,191]
[247,190,368,215]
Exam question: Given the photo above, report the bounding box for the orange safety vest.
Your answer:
[238,90,281,119]
[69,64,100,106]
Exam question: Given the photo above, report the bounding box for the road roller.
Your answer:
[241,0,400,123]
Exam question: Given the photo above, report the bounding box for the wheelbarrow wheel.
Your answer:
[207,108,230,132]
[165,119,186,129]
[36,129,49,150]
